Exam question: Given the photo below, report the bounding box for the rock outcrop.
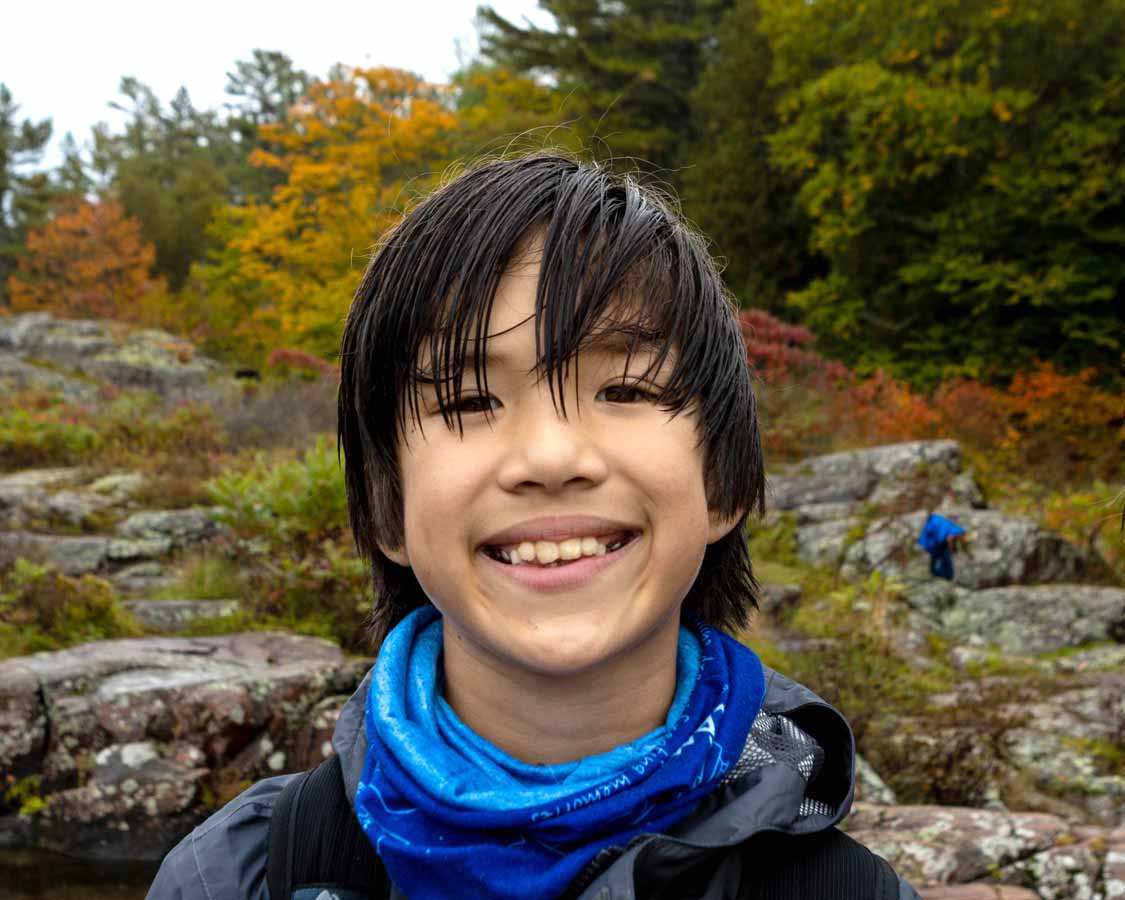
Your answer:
[0,633,369,860]
[0,313,227,402]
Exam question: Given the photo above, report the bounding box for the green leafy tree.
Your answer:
[682,0,814,312]
[0,85,53,307]
[478,0,732,172]
[761,0,1125,381]
[92,79,231,291]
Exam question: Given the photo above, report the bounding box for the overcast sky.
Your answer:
[3,0,552,164]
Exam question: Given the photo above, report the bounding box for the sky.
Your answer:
[2,0,552,165]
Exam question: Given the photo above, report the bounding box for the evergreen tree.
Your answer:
[477,0,731,172]
[224,50,310,203]
[92,78,231,290]
[0,84,53,308]
[681,0,814,312]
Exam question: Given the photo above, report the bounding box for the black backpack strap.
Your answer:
[266,755,389,900]
[744,827,899,900]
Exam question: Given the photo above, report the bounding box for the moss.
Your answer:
[3,774,45,816]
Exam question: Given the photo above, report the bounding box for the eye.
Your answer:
[450,394,501,414]
[597,383,658,404]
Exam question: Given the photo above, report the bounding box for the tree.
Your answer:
[0,84,53,308]
[760,0,1125,381]
[448,62,574,158]
[681,0,815,312]
[92,79,232,291]
[224,50,311,203]
[8,197,161,320]
[194,67,458,362]
[477,0,732,172]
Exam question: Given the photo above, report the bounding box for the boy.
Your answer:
[148,154,919,899]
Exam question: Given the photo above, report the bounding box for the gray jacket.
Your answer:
[147,665,920,899]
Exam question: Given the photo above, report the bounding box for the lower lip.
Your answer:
[478,536,640,592]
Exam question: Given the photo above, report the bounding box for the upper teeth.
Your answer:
[499,537,613,565]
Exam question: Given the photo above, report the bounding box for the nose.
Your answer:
[496,393,609,494]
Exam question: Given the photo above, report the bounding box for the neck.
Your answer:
[441,617,681,766]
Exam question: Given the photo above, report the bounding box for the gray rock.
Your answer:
[797,440,964,481]
[88,472,146,501]
[14,740,209,861]
[114,507,221,547]
[1002,676,1125,825]
[0,632,369,860]
[0,352,101,405]
[106,536,174,562]
[939,585,1125,654]
[769,472,875,510]
[758,583,803,616]
[0,532,109,574]
[0,313,229,401]
[109,561,176,594]
[123,599,240,632]
[0,468,83,528]
[796,508,1092,589]
[854,754,898,805]
[845,802,1067,885]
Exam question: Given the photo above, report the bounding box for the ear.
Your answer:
[378,539,411,567]
[707,507,745,544]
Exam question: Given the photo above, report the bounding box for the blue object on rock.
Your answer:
[918,513,966,581]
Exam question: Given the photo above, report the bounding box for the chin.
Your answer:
[500,613,668,679]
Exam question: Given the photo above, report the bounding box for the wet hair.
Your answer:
[338,153,765,646]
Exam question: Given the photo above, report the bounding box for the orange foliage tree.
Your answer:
[193,67,458,361]
[8,197,162,320]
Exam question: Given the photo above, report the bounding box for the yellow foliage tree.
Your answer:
[193,67,458,362]
[8,197,163,321]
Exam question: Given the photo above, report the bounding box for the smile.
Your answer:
[478,532,641,591]
[482,532,639,567]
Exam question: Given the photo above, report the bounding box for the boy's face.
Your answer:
[381,247,738,681]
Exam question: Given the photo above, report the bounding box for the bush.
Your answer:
[205,436,370,650]
[0,389,227,475]
[212,377,338,451]
[0,559,139,657]
[207,434,347,547]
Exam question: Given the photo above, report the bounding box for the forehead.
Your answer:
[415,246,672,376]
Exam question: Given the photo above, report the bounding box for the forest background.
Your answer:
[1,0,1123,653]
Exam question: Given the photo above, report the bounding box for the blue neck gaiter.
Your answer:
[355,606,765,900]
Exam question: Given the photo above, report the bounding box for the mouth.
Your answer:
[480,531,641,568]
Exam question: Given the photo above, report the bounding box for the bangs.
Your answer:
[377,160,748,452]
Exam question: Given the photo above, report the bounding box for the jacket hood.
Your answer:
[331,662,856,899]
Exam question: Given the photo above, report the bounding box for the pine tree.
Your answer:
[0,84,53,308]
[477,0,732,172]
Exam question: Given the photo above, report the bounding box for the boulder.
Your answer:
[0,468,145,531]
[0,314,225,399]
[797,508,1091,589]
[0,468,84,529]
[0,351,101,405]
[11,741,209,861]
[107,507,223,562]
[122,598,240,632]
[938,585,1125,654]
[854,754,898,805]
[0,531,109,575]
[0,633,371,860]
[844,803,1067,886]
[1001,674,1125,826]
[770,441,983,521]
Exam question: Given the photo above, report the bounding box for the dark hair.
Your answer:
[339,153,765,646]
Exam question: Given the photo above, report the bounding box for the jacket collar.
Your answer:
[332,662,856,899]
